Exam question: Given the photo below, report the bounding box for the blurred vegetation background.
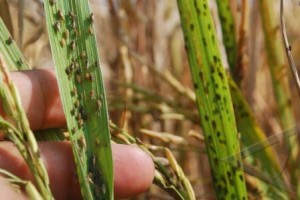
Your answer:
[1,0,300,199]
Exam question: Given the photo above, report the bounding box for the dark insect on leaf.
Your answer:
[49,0,56,6]
[96,100,102,109]
[90,13,94,23]
[54,21,61,32]
[6,37,13,45]
[57,10,65,21]
[60,39,66,47]
[79,106,88,120]
[63,30,70,39]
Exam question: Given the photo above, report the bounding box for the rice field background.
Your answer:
[1,0,300,199]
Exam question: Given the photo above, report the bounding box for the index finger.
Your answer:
[1,68,66,130]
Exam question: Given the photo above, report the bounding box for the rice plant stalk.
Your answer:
[215,0,237,72]
[110,122,195,200]
[258,0,296,143]
[235,0,250,85]
[176,1,248,199]
[127,39,289,198]
[44,0,113,199]
[0,169,43,200]
[0,55,53,199]
[279,1,300,98]
[123,51,289,197]
[228,76,289,199]
[0,18,65,141]
[3,12,192,199]
[215,1,289,197]
[280,1,300,198]
[259,1,299,196]
[0,19,29,71]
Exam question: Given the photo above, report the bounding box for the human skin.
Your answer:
[0,68,155,200]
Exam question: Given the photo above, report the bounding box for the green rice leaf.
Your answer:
[0,18,29,71]
[177,1,248,199]
[228,75,288,199]
[44,1,113,199]
[1,18,65,141]
[215,0,237,71]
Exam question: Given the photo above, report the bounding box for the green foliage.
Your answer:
[44,1,113,199]
[228,76,288,199]
[0,18,53,199]
[215,0,237,72]
[0,19,29,71]
[177,0,248,199]
[1,0,299,199]
[259,1,299,198]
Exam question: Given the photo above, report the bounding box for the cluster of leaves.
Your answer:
[1,0,300,199]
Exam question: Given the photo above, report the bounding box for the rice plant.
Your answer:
[0,0,300,199]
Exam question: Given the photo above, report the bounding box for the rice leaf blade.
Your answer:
[229,76,289,199]
[0,18,29,70]
[176,1,248,199]
[44,1,113,199]
[215,0,237,71]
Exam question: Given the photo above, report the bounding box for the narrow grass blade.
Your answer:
[0,56,53,199]
[280,1,300,198]
[259,1,299,197]
[177,1,248,199]
[280,1,300,98]
[110,122,195,200]
[0,18,29,70]
[259,1,296,132]
[228,76,289,199]
[236,0,250,84]
[44,1,113,199]
[1,18,65,141]
[215,0,237,72]
[34,128,66,141]
[0,169,43,200]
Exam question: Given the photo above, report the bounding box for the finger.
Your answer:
[0,142,154,200]
[113,144,154,199]
[0,69,65,130]
[0,177,27,200]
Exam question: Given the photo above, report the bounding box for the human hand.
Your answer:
[0,68,154,200]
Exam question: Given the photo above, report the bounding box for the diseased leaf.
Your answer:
[0,19,29,71]
[44,1,113,199]
[177,1,248,199]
